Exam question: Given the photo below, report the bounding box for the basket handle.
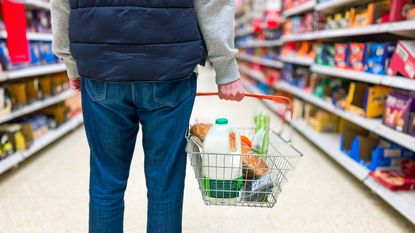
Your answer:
[196,92,293,119]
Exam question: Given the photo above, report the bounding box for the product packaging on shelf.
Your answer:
[305,104,339,132]
[335,43,349,69]
[383,92,415,135]
[345,82,392,118]
[364,42,396,75]
[348,43,367,71]
[388,40,415,79]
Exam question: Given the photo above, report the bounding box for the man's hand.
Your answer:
[70,77,81,94]
[218,79,245,101]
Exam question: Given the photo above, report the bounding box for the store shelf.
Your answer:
[0,89,76,124]
[237,54,283,69]
[364,177,415,225]
[282,32,319,42]
[282,21,415,42]
[236,27,254,37]
[283,0,316,17]
[274,81,415,152]
[0,114,83,175]
[0,64,66,81]
[311,65,383,84]
[25,0,50,9]
[280,55,314,66]
[292,120,370,180]
[315,0,358,13]
[238,39,283,48]
[0,31,53,41]
[243,80,370,180]
[318,21,415,39]
[380,76,415,92]
[311,65,415,91]
[239,65,265,83]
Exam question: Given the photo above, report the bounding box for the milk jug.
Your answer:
[202,118,243,202]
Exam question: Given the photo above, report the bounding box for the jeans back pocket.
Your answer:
[153,76,196,108]
[82,78,108,102]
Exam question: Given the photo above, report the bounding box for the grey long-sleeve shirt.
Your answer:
[50,0,240,85]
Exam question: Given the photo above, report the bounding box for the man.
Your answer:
[51,0,244,232]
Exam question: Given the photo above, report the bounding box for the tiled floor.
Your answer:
[0,66,414,233]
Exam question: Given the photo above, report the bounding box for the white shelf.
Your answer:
[282,32,319,42]
[311,65,383,84]
[292,120,370,180]
[25,0,50,9]
[365,177,415,225]
[274,81,415,152]
[280,55,314,66]
[238,39,283,48]
[0,31,53,41]
[380,76,415,92]
[283,0,316,17]
[282,21,415,42]
[311,65,415,91]
[318,20,415,39]
[239,65,266,83]
[0,89,76,124]
[236,27,254,37]
[0,114,83,175]
[237,54,283,69]
[1,64,66,81]
[315,0,358,13]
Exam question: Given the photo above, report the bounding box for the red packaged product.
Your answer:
[335,43,348,69]
[402,160,415,179]
[370,169,415,191]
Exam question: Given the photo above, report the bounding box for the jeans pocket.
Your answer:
[83,78,108,102]
[153,77,194,108]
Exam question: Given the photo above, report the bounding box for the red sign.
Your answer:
[2,0,30,63]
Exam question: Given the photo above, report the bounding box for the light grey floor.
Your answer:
[0,66,414,233]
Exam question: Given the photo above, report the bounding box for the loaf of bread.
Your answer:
[242,144,268,179]
[190,123,212,141]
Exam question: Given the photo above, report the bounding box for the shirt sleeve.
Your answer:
[194,0,240,85]
[50,0,79,79]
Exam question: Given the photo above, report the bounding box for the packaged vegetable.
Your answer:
[252,111,270,157]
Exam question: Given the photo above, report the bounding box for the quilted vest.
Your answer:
[68,0,206,82]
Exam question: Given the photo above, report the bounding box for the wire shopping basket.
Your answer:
[186,93,303,208]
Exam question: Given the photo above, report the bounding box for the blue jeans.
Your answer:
[81,75,197,233]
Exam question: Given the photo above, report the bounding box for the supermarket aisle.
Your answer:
[0,66,413,233]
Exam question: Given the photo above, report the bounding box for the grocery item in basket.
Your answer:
[202,118,243,200]
[190,123,212,141]
[241,173,274,202]
[253,112,270,156]
[231,133,268,179]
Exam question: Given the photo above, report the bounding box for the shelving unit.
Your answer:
[244,79,415,225]
[237,54,283,69]
[240,66,415,153]
[0,0,83,177]
[0,114,83,175]
[237,0,415,225]
[283,0,316,17]
[280,55,313,66]
[0,89,76,124]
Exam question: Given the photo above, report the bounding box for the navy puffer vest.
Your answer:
[68,0,206,82]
